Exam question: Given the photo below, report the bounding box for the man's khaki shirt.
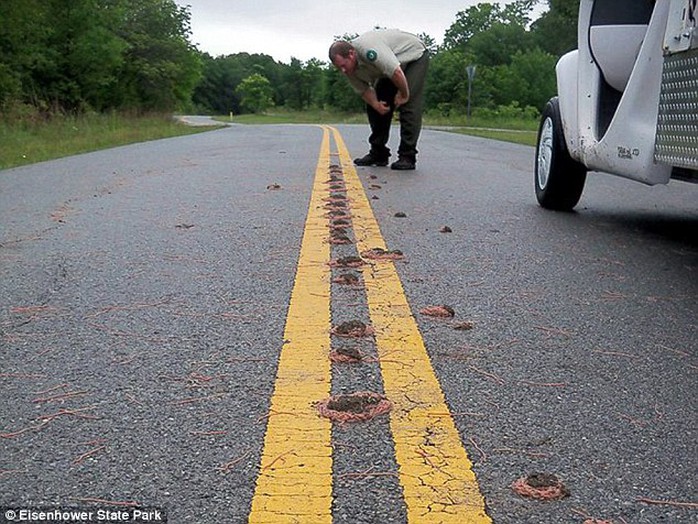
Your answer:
[347,29,426,94]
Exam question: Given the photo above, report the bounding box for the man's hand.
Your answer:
[394,91,409,108]
[363,88,392,115]
[373,100,391,115]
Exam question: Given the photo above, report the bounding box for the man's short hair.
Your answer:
[329,40,354,62]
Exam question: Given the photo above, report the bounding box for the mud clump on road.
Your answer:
[420,305,456,318]
[317,392,392,423]
[330,231,352,245]
[511,472,570,500]
[330,256,365,268]
[330,218,351,229]
[332,272,360,286]
[330,345,363,363]
[361,247,404,261]
[332,320,373,338]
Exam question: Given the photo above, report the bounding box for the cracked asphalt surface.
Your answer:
[1,123,696,523]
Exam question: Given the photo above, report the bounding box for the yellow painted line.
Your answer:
[248,126,333,523]
[331,127,492,523]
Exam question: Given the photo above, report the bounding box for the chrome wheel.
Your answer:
[537,116,553,190]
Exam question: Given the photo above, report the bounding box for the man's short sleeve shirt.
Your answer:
[347,29,426,94]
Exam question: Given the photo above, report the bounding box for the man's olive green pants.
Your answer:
[366,51,430,161]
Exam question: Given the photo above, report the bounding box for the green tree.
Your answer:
[283,58,323,111]
[0,0,126,113]
[425,48,470,114]
[191,53,235,114]
[443,3,502,50]
[0,0,48,110]
[0,63,22,109]
[302,58,326,109]
[488,48,557,110]
[467,22,535,66]
[112,0,201,112]
[236,73,274,113]
[435,1,543,112]
[0,0,201,115]
[501,0,541,25]
[509,47,557,109]
[531,0,580,56]
[46,0,126,111]
[191,52,285,114]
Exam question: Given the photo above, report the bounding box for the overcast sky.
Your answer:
[174,1,547,63]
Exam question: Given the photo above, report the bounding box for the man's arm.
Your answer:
[391,66,410,107]
[361,87,391,115]
[360,65,410,115]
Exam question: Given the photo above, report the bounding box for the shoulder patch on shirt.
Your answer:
[366,49,378,62]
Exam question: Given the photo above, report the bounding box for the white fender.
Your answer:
[575,0,673,184]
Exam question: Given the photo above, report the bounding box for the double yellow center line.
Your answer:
[248,126,491,523]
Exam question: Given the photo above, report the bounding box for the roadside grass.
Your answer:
[224,108,539,146]
[0,113,222,170]
[1,108,537,170]
[215,108,366,125]
[444,127,538,146]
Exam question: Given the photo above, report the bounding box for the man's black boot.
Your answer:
[390,156,416,170]
[354,152,389,167]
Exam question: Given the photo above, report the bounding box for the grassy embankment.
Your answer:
[0,109,537,170]
[0,113,222,170]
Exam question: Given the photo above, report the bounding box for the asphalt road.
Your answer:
[0,123,696,524]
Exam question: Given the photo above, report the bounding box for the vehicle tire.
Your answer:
[535,97,587,211]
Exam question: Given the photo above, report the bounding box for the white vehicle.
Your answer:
[535,0,698,210]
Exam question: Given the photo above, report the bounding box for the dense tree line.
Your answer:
[194,0,579,117]
[0,0,579,119]
[0,0,201,116]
